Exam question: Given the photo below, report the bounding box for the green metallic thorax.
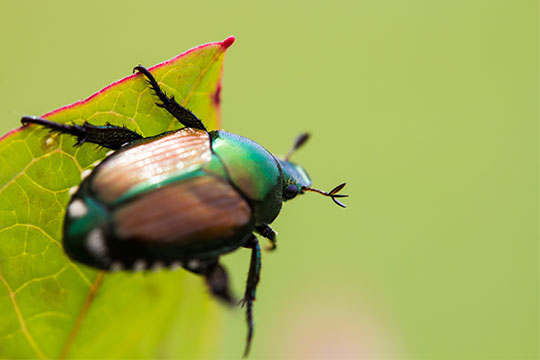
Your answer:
[278,159,312,189]
[209,130,284,225]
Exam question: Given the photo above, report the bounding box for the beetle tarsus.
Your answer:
[240,235,261,358]
[21,116,143,150]
[22,116,84,138]
[242,299,254,358]
[133,65,207,131]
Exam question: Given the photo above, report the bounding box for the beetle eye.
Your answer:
[284,185,299,200]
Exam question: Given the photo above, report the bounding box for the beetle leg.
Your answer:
[21,116,143,150]
[240,235,261,357]
[203,261,236,306]
[133,65,207,131]
[255,224,277,251]
[182,258,235,306]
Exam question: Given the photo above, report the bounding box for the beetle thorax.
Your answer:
[210,131,284,224]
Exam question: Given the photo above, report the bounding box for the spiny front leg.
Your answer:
[133,65,206,131]
[241,235,262,358]
[21,116,143,149]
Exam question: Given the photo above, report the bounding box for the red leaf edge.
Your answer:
[0,36,235,142]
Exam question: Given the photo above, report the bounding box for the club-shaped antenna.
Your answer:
[285,133,310,161]
[304,183,348,208]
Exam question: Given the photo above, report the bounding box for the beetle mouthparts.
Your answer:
[304,182,348,208]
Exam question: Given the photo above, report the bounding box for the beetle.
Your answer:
[21,65,347,357]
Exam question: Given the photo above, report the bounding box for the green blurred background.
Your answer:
[1,0,537,358]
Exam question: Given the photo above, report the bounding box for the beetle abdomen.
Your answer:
[92,128,211,204]
[113,175,252,245]
[64,174,253,269]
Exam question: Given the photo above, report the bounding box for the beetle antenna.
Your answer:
[304,182,348,208]
[285,132,310,161]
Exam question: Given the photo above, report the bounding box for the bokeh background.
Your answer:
[1,1,537,359]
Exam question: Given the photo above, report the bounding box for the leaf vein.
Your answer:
[0,274,47,359]
[0,149,83,195]
[13,265,70,294]
[0,223,61,248]
[59,271,104,359]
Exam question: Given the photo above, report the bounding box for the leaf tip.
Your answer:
[221,36,236,49]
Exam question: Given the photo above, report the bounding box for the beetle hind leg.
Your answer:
[21,116,143,150]
[133,65,207,131]
[183,258,235,305]
[240,235,262,357]
[203,261,235,305]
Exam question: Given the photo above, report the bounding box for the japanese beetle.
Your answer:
[21,65,347,357]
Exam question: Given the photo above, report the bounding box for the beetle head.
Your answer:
[279,133,348,207]
[279,159,312,201]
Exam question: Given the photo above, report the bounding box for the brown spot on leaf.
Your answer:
[212,83,222,107]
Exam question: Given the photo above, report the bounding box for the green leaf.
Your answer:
[0,37,234,359]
